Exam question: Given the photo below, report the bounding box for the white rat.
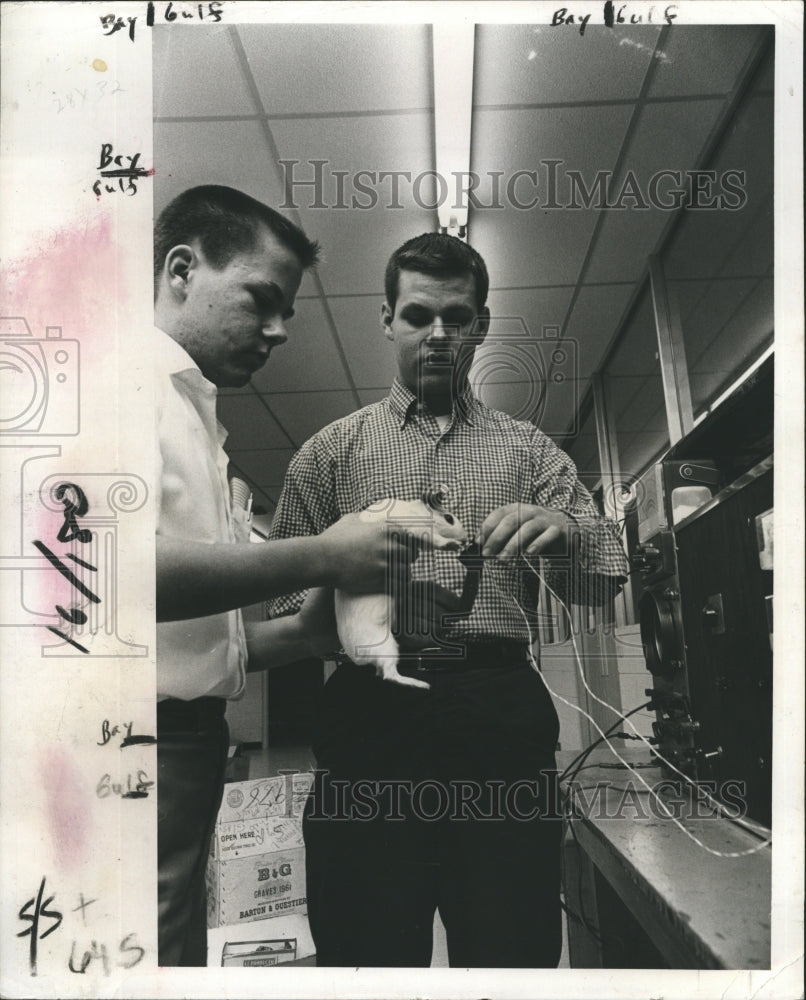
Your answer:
[334,495,468,689]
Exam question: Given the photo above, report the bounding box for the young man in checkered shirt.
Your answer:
[267,233,628,968]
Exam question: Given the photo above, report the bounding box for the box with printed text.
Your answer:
[206,771,313,928]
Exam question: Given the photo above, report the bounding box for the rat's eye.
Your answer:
[444,514,455,525]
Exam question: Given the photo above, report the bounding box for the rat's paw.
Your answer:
[374,661,431,690]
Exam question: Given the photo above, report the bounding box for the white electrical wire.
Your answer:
[485,560,771,859]
[530,562,772,842]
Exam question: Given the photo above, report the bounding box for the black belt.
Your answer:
[157,696,226,732]
[339,640,530,677]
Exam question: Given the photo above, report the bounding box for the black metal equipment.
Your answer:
[628,357,774,827]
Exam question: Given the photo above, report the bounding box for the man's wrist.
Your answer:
[304,534,337,588]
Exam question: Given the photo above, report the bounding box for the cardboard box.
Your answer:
[218,771,313,824]
[206,848,307,927]
[221,937,299,967]
[207,911,316,967]
[210,814,305,861]
[206,772,313,928]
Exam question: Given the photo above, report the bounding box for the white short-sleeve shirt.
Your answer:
[154,326,247,701]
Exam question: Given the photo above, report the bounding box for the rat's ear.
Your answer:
[422,486,448,512]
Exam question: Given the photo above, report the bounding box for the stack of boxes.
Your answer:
[206,771,313,931]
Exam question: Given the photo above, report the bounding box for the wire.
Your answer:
[559,846,604,946]
[560,806,606,948]
[529,562,774,847]
[562,809,631,957]
[560,702,652,782]
[485,561,771,859]
[532,562,773,854]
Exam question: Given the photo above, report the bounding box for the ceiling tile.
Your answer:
[237,23,432,116]
[648,26,765,99]
[266,390,357,446]
[664,188,772,285]
[470,287,576,390]
[469,104,633,287]
[474,25,661,106]
[608,375,670,474]
[486,286,575,339]
[154,24,254,118]
[153,119,287,216]
[226,449,296,489]
[473,378,537,415]
[217,393,293,450]
[151,18,771,490]
[564,412,602,480]
[270,114,436,295]
[646,85,772,286]
[689,290,772,414]
[470,287,579,439]
[474,376,585,440]
[328,296,398,390]
[249,295,351,394]
[586,99,724,283]
[608,375,668,431]
[683,276,773,383]
[358,388,391,407]
[674,277,762,353]
[618,427,668,475]
[603,287,657,378]
[562,284,635,378]
[539,377,592,439]
[261,486,283,509]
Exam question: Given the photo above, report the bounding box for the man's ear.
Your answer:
[164,245,196,301]
[471,306,490,345]
[381,301,394,342]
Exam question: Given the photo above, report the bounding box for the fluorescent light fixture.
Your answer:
[432,23,475,236]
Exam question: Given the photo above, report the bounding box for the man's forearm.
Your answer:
[156,535,333,622]
[243,617,324,672]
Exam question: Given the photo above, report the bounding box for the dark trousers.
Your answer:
[303,659,562,967]
[157,697,228,967]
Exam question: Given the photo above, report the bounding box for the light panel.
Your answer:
[432,22,475,235]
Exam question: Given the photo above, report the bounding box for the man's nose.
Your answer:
[262,318,288,349]
[428,318,456,341]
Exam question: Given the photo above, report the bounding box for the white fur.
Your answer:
[334,498,467,689]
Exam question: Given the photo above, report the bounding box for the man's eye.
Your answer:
[444,312,473,328]
[404,309,430,326]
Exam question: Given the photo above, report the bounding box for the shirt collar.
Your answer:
[153,325,218,396]
[154,326,226,445]
[387,376,478,428]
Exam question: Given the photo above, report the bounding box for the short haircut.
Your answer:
[384,233,490,314]
[154,185,320,290]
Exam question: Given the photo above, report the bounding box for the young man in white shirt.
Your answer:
[153,185,412,965]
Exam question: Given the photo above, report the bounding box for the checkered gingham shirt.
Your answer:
[267,379,628,645]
